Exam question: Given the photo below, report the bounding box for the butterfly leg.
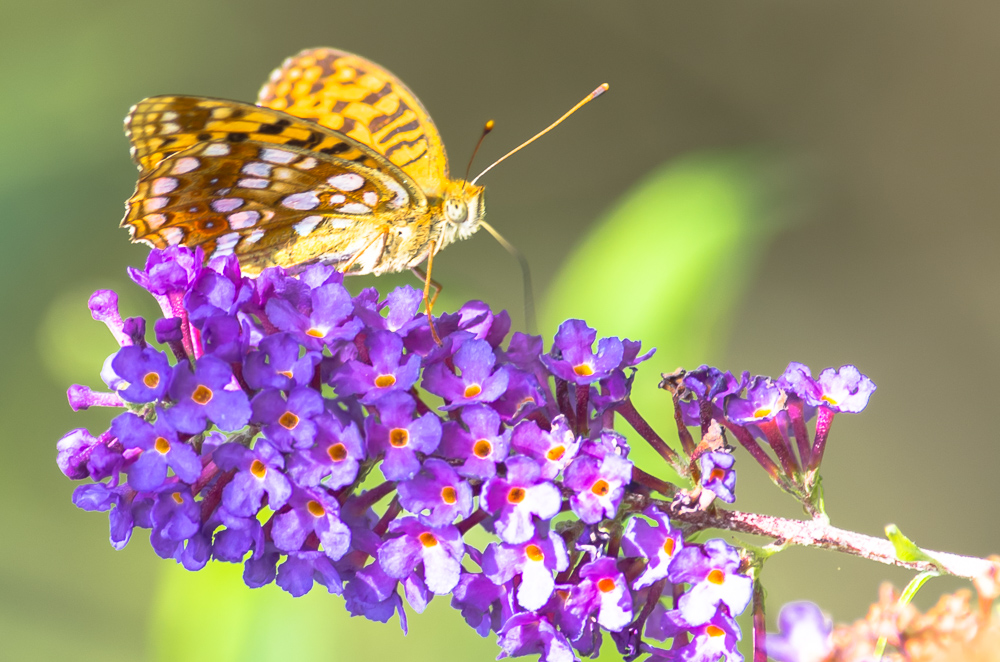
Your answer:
[409,266,442,312]
[414,240,443,346]
[340,227,390,274]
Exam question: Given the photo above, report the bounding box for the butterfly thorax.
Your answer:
[320,179,484,276]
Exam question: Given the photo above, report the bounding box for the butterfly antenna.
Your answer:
[479,221,537,334]
[463,120,495,183]
[470,83,609,186]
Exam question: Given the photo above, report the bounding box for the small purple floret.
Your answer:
[376,517,464,595]
[541,319,624,385]
[397,458,473,526]
[766,601,833,662]
[669,539,753,626]
[166,355,251,433]
[563,452,633,524]
[699,451,737,503]
[482,456,561,544]
[622,507,685,589]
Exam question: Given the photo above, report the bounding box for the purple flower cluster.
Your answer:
[57,247,874,661]
[670,362,875,501]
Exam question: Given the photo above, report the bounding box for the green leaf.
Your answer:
[885,523,944,567]
[898,569,940,604]
[873,569,940,660]
[542,151,787,481]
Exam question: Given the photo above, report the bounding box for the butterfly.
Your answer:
[122,48,488,277]
[121,48,606,332]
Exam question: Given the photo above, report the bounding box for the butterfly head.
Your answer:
[438,180,486,244]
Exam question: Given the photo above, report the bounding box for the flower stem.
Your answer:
[349,480,397,512]
[786,397,812,467]
[669,391,696,456]
[199,469,235,523]
[615,399,683,471]
[372,496,401,537]
[809,405,835,471]
[722,420,787,489]
[575,384,589,436]
[631,466,678,498]
[660,502,1000,581]
[758,419,800,479]
[457,508,489,535]
[752,580,767,662]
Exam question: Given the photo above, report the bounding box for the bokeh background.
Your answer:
[4,1,1000,660]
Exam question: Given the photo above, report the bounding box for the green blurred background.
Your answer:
[5,1,1000,659]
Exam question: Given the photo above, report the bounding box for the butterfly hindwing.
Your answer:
[257,48,450,196]
[123,138,427,274]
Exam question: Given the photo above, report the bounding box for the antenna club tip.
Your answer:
[484,119,495,131]
[591,83,610,99]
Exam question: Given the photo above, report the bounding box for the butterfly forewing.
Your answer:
[126,95,417,188]
[123,127,428,274]
[257,48,450,196]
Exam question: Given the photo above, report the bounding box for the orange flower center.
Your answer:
[419,532,438,548]
[591,479,610,497]
[278,411,299,430]
[374,374,396,388]
[753,407,771,419]
[327,443,348,462]
[525,544,544,562]
[709,468,726,481]
[663,538,676,557]
[573,364,594,377]
[143,372,160,388]
[305,328,325,338]
[706,625,725,637]
[191,384,213,405]
[463,384,482,399]
[389,428,409,448]
[597,578,616,593]
[154,436,171,454]
[507,487,526,504]
[250,459,267,479]
[277,370,294,379]
[821,394,838,406]
[441,486,457,504]
[473,439,493,459]
[171,492,184,504]
[306,500,326,517]
[546,445,566,461]
[707,569,725,585]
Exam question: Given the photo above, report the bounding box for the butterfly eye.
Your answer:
[444,197,468,224]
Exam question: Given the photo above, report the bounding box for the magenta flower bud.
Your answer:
[67,384,125,411]
[89,289,131,346]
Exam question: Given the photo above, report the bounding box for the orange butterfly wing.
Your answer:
[257,48,451,197]
[122,96,431,275]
